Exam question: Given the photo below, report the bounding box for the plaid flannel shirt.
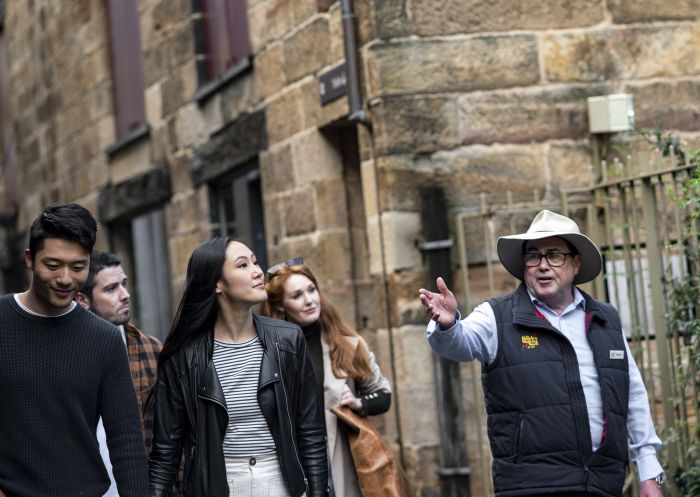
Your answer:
[124,324,183,497]
[124,323,161,453]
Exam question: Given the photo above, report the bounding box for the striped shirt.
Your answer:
[212,336,276,458]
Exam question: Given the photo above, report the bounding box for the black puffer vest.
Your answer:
[484,285,629,497]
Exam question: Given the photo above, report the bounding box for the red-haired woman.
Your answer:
[260,258,392,497]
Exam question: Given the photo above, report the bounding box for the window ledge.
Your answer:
[105,124,150,158]
[194,57,252,105]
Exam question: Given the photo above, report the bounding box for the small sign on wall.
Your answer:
[318,62,347,106]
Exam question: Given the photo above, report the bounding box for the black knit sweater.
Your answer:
[0,295,149,497]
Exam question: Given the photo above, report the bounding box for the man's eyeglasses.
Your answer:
[266,257,304,277]
[523,252,573,268]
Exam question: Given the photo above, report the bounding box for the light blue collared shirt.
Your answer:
[427,288,663,481]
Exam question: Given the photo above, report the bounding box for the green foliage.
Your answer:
[664,150,700,497]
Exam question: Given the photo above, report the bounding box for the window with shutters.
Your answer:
[105,0,147,145]
[194,0,252,100]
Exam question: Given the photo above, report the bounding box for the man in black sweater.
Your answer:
[0,203,149,497]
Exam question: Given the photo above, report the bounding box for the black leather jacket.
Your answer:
[149,315,328,497]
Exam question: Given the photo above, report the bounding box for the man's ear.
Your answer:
[23,248,33,270]
[75,292,91,310]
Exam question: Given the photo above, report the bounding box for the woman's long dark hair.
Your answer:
[158,236,237,368]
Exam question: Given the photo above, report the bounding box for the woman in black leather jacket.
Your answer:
[148,237,328,497]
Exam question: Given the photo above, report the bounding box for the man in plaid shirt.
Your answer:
[77,251,181,496]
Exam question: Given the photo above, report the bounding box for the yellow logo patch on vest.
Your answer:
[521,334,539,349]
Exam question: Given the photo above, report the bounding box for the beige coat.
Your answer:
[322,336,391,497]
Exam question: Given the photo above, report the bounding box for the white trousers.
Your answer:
[225,454,292,497]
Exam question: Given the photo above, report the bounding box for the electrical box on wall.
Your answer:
[587,94,635,134]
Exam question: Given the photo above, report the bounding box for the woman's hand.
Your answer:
[339,384,363,412]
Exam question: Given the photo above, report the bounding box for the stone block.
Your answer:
[457,84,612,145]
[366,211,422,274]
[175,102,207,149]
[369,0,411,39]
[263,195,284,248]
[169,153,194,194]
[161,76,184,117]
[277,229,353,281]
[372,154,433,212]
[248,0,294,52]
[315,178,347,229]
[260,143,294,194]
[145,82,162,125]
[165,25,195,70]
[624,79,700,131]
[109,139,153,185]
[266,85,307,143]
[371,95,459,155]
[290,129,343,184]
[151,0,191,35]
[89,82,113,123]
[169,231,205,278]
[543,25,700,82]
[284,17,330,83]
[328,6,345,62]
[292,0,317,24]
[609,0,700,23]
[282,185,317,236]
[428,144,548,209]
[367,36,539,99]
[254,43,287,99]
[168,191,200,234]
[547,143,595,195]
[218,74,258,121]
[411,0,603,36]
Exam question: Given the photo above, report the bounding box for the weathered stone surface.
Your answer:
[218,73,258,120]
[174,102,207,149]
[266,86,305,143]
[369,0,411,39]
[429,144,548,209]
[367,211,421,274]
[248,0,294,52]
[284,17,331,83]
[412,0,603,36]
[282,185,317,235]
[547,142,595,196]
[292,0,316,23]
[98,164,172,222]
[367,36,539,98]
[544,25,700,82]
[260,143,294,194]
[328,7,345,64]
[371,95,459,155]
[317,0,336,12]
[191,109,267,185]
[290,129,343,184]
[609,0,700,23]
[151,0,191,36]
[145,82,163,124]
[274,229,353,280]
[161,76,184,117]
[254,43,287,99]
[624,79,700,131]
[458,84,612,145]
[315,178,347,229]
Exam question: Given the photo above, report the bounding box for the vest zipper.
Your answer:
[275,340,310,494]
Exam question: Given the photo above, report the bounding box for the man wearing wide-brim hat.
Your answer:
[419,210,664,497]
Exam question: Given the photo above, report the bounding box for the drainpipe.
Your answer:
[340,0,406,468]
[340,0,368,124]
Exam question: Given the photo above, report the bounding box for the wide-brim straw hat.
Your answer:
[496,210,602,285]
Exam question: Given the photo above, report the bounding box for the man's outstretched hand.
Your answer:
[419,277,458,329]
